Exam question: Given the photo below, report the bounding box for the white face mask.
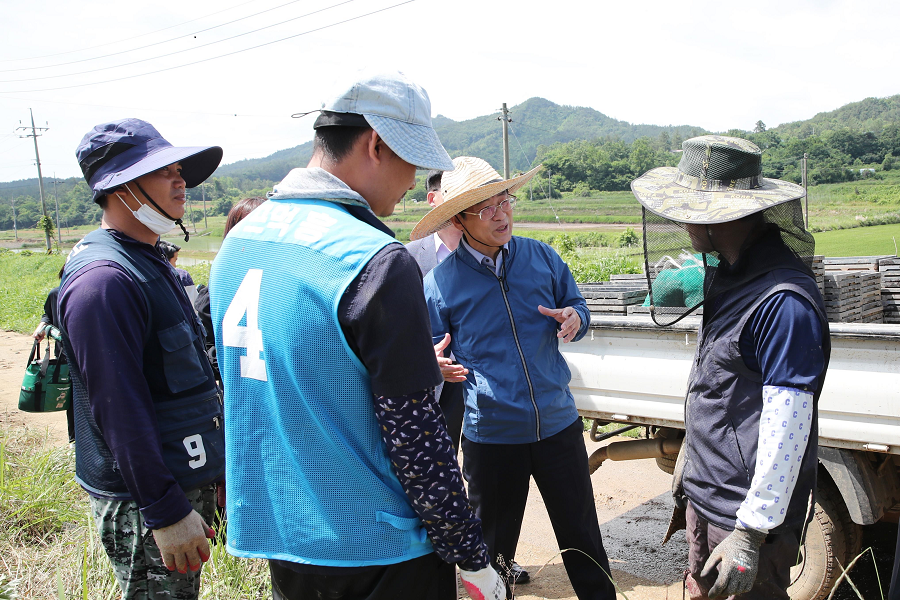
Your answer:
[119,184,177,235]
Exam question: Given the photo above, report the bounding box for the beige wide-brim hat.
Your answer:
[631,135,806,225]
[410,157,541,240]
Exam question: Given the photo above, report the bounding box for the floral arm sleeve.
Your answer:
[375,388,490,572]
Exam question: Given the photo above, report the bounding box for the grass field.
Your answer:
[0,427,271,599]
[814,223,900,257]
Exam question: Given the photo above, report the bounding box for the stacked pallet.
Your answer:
[578,282,647,316]
[822,271,883,324]
[881,260,900,324]
[812,255,825,297]
[823,272,861,323]
[823,256,891,272]
[883,289,900,324]
[858,272,883,324]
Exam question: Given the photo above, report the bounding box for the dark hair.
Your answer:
[426,170,443,193]
[158,239,181,260]
[313,126,373,163]
[224,196,267,237]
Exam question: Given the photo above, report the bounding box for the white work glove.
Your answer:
[151,509,215,574]
[459,565,506,600]
[700,524,767,598]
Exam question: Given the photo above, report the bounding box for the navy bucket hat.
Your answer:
[76,118,223,203]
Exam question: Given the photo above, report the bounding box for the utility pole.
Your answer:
[188,192,197,234]
[52,173,62,247]
[10,196,17,241]
[548,167,552,200]
[201,183,208,229]
[801,153,809,228]
[498,103,511,180]
[16,109,51,252]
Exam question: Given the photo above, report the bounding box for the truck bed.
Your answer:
[564,316,900,454]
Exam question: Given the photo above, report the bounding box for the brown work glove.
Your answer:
[151,509,216,573]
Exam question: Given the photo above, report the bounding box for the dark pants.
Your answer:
[889,523,900,600]
[269,553,456,600]
[685,502,799,600]
[461,417,616,600]
[66,403,75,443]
[437,381,464,451]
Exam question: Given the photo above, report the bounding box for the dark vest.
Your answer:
[60,228,224,498]
[682,266,830,533]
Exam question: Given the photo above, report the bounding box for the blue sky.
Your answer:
[1,0,898,182]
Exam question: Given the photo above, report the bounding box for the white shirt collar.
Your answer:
[433,232,452,264]
[461,237,507,276]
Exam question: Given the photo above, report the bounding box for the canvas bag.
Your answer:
[19,326,71,413]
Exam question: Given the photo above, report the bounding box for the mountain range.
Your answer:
[4,93,900,194]
[213,97,706,181]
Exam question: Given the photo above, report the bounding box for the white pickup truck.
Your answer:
[562,315,900,600]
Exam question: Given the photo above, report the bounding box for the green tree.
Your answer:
[753,120,767,133]
[629,138,655,176]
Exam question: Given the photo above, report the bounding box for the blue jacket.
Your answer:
[424,236,589,444]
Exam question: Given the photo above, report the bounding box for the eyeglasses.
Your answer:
[461,194,517,221]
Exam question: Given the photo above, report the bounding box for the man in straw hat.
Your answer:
[630,135,830,599]
[406,169,466,451]
[209,72,504,600]
[60,118,224,598]
[411,156,617,599]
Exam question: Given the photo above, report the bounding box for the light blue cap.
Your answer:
[324,71,453,172]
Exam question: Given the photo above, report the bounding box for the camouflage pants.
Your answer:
[90,484,217,600]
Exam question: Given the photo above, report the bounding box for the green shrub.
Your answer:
[618,227,641,248]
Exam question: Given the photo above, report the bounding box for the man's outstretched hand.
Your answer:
[434,333,468,382]
[537,305,581,343]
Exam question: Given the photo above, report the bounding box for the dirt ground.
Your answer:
[0,329,894,599]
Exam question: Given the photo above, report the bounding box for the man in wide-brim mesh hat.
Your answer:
[631,135,830,599]
[412,157,618,599]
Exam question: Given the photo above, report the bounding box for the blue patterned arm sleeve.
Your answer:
[375,389,490,572]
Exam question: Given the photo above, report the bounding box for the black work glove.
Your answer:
[700,524,767,598]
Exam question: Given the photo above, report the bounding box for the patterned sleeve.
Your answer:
[736,385,813,532]
[375,388,490,572]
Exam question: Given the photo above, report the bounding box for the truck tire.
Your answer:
[787,477,848,600]
[653,428,682,475]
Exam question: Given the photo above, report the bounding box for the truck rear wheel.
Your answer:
[788,476,859,600]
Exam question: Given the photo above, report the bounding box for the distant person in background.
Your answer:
[159,240,198,307]
[194,196,266,381]
[405,170,466,451]
[32,265,73,443]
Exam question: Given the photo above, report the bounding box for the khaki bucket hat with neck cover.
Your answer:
[631,135,805,225]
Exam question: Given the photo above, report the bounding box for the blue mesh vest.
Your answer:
[682,267,830,533]
[209,198,434,567]
[60,228,224,498]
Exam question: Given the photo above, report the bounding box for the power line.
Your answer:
[0,95,285,119]
[0,0,358,83]
[0,1,414,94]
[0,0,258,63]
[0,0,330,74]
